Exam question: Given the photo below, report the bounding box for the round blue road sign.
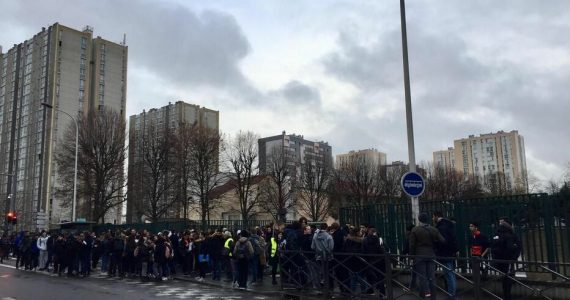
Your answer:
[401,171,425,197]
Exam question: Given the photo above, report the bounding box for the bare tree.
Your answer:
[297,154,332,221]
[484,171,512,196]
[187,126,225,229]
[259,146,295,221]
[171,122,195,219]
[133,123,177,222]
[378,163,407,202]
[55,109,127,223]
[336,156,380,206]
[225,131,262,224]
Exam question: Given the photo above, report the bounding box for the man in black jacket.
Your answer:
[433,211,458,298]
[491,218,521,300]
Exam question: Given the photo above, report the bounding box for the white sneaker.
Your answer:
[197,277,205,282]
[162,277,168,281]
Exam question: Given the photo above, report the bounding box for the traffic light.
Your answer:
[6,211,16,225]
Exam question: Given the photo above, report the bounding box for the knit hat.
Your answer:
[418,212,429,224]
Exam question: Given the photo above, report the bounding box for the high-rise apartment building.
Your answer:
[258,131,333,175]
[0,23,127,230]
[126,101,219,223]
[258,131,332,220]
[433,130,528,192]
[433,147,456,173]
[335,148,387,169]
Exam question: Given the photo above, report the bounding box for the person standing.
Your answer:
[433,211,458,298]
[410,212,445,300]
[233,230,254,289]
[37,231,49,271]
[469,222,490,279]
[312,223,334,290]
[209,229,225,281]
[491,217,521,300]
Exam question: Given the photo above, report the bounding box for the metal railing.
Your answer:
[279,249,570,300]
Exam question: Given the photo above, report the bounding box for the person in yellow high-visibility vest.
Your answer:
[267,227,280,285]
[222,231,235,284]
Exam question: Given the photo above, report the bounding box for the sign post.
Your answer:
[401,171,425,222]
[399,0,421,223]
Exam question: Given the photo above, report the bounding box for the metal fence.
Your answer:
[338,194,570,275]
[279,249,570,300]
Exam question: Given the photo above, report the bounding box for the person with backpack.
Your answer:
[433,211,458,298]
[410,212,445,300]
[233,230,254,289]
[248,227,264,284]
[491,217,521,300]
[312,223,334,290]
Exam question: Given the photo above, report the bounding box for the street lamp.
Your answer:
[41,102,78,222]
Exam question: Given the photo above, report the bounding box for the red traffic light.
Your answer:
[7,211,14,218]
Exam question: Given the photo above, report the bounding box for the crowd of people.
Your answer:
[0,214,522,300]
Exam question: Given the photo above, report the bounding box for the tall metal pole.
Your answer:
[42,103,78,222]
[399,0,419,223]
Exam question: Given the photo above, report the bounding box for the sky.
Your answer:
[1,0,569,184]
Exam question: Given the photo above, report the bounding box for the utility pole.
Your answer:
[399,0,420,223]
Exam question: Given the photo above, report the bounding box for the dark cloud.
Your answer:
[278,80,321,105]
[0,0,253,93]
[321,5,570,176]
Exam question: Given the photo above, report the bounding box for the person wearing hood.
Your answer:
[410,212,445,300]
[312,223,333,290]
[233,230,254,289]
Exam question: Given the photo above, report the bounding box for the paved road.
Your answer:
[0,264,272,300]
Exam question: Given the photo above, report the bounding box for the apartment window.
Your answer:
[79,79,85,89]
[81,37,87,49]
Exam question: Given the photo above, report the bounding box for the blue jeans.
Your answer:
[101,254,109,272]
[442,260,457,296]
[249,255,259,282]
[212,258,222,280]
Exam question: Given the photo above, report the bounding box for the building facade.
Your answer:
[433,147,456,173]
[433,130,528,192]
[258,131,333,176]
[0,23,127,230]
[258,131,332,220]
[335,148,387,169]
[126,101,219,223]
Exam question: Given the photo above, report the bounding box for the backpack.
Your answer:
[249,236,262,255]
[235,241,251,260]
[284,229,299,250]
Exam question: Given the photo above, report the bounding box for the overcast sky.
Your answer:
[1,0,569,184]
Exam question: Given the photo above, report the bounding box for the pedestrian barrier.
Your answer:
[279,249,570,300]
[339,194,570,275]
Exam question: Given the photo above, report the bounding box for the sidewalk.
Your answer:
[173,273,325,300]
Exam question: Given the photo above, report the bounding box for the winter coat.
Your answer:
[311,230,334,261]
[435,218,458,258]
[409,223,445,257]
[37,236,49,251]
